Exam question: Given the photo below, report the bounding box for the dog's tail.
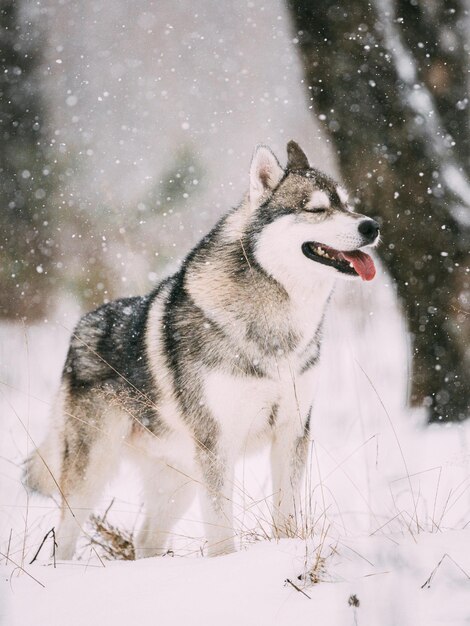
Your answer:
[23,431,61,497]
[23,389,65,497]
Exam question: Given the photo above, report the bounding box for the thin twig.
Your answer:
[52,528,57,568]
[285,578,311,599]
[29,527,55,564]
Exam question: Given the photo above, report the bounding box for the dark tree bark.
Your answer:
[287,0,469,422]
[0,0,57,320]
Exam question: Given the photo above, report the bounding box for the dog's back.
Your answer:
[65,295,152,393]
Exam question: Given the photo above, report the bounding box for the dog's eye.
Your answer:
[304,207,327,214]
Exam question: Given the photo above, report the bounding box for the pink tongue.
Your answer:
[341,250,376,281]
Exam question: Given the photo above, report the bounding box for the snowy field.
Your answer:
[1,264,470,625]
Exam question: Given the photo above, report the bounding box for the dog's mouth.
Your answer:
[301,242,376,281]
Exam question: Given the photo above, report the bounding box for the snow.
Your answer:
[3,534,470,625]
[1,263,470,625]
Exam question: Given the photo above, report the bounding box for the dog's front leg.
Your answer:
[197,446,236,557]
[271,418,309,538]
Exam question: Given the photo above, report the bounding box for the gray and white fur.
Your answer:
[24,141,380,559]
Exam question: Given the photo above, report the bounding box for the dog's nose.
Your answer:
[358,219,379,242]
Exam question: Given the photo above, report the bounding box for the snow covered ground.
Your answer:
[1,264,470,625]
[3,534,470,626]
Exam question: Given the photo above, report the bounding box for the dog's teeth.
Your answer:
[313,244,335,260]
[349,262,354,268]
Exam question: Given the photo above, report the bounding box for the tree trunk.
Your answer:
[287,0,469,421]
[0,1,58,320]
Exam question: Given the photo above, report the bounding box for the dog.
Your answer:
[24,141,379,559]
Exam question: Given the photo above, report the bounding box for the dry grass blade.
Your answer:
[354,359,419,533]
[1,551,45,588]
[421,553,470,589]
[305,553,327,584]
[87,510,135,561]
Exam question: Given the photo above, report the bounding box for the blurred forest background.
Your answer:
[0,0,468,422]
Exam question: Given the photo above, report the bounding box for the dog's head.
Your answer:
[247,141,379,283]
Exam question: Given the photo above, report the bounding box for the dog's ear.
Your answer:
[249,145,284,209]
[286,140,310,170]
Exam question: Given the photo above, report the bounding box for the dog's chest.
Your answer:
[289,285,329,351]
[201,292,324,444]
[203,362,316,447]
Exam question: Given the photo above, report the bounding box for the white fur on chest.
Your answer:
[289,289,328,354]
[204,371,277,446]
[203,364,317,451]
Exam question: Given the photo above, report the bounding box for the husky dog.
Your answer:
[25,141,379,559]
